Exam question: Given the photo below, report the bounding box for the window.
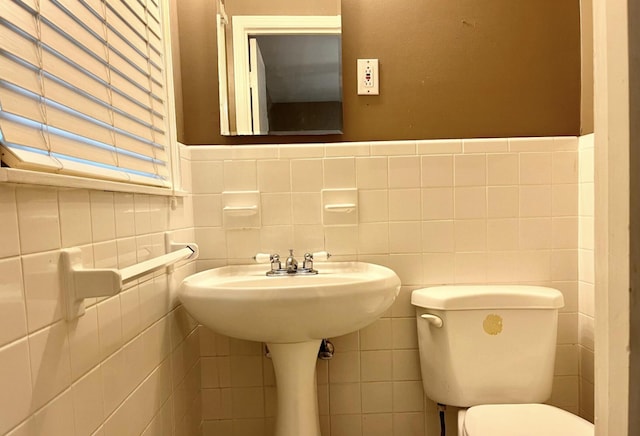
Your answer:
[0,0,174,188]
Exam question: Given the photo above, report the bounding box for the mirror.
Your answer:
[216,0,342,136]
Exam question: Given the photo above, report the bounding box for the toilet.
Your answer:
[411,285,594,436]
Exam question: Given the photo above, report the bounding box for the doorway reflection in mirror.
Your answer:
[216,0,343,136]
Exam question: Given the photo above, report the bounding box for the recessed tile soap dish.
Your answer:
[222,191,261,228]
[322,188,358,225]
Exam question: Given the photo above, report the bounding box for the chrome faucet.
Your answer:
[262,249,330,276]
[284,249,298,273]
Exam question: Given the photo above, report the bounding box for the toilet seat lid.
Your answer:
[463,404,593,436]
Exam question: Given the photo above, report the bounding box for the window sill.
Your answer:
[0,168,188,197]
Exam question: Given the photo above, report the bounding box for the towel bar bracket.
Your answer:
[62,232,198,320]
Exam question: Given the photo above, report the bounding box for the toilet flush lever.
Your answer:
[421,313,443,328]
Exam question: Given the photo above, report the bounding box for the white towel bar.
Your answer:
[62,233,199,320]
[118,246,195,282]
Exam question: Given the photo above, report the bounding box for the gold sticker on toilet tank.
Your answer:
[483,314,503,335]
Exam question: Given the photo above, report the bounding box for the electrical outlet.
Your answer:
[357,59,379,95]
[363,65,374,88]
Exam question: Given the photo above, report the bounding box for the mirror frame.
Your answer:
[217,12,231,135]
[226,15,341,135]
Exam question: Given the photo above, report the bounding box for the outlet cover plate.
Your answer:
[357,59,379,95]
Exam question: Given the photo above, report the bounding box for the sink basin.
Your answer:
[179,261,401,343]
[178,261,400,436]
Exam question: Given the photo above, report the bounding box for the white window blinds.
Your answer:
[0,0,171,188]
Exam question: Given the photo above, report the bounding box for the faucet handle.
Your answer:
[253,253,272,263]
[270,253,281,271]
[303,252,314,270]
[312,251,331,261]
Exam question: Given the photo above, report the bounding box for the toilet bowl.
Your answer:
[412,285,594,436]
[460,404,593,436]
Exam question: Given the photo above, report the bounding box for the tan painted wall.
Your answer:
[175,0,581,145]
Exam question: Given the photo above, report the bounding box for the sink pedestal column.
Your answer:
[267,340,322,436]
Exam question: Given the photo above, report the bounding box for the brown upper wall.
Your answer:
[580,0,594,135]
[175,0,581,145]
[226,0,339,16]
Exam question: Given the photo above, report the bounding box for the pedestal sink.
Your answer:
[179,261,401,436]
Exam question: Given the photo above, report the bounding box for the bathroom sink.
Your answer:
[179,260,400,436]
[178,261,401,343]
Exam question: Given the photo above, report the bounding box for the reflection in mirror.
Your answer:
[216,1,342,136]
[251,34,342,135]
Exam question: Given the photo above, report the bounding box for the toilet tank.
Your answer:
[412,285,564,408]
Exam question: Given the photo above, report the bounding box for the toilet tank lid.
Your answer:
[411,285,564,310]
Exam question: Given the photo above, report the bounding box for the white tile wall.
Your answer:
[578,134,595,421]
[59,189,92,248]
[192,137,584,435]
[0,148,199,436]
[0,257,27,347]
[0,137,593,436]
[0,338,33,435]
[16,186,61,254]
[90,191,117,243]
[0,185,21,259]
